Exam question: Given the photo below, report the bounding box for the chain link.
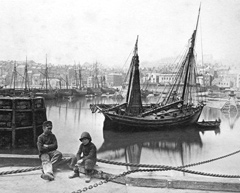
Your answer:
[71,149,240,193]
[1,149,240,193]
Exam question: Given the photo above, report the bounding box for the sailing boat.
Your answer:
[72,64,87,97]
[100,76,116,95]
[86,62,102,96]
[56,74,74,99]
[34,55,56,100]
[90,7,205,129]
[7,58,30,96]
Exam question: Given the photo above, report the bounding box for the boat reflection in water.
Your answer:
[98,120,220,174]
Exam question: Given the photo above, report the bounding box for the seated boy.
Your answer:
[68,131,97,183]
[37,120,62,181]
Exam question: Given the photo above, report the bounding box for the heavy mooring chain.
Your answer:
[72,170,132,193]
[97,158,240,178]
[99,161,240,179]
[71,166,240,193]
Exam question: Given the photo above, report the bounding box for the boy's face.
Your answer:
[43,123,52,135]
[81,138,90,145]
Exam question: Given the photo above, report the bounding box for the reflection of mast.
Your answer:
[97,121,219,171]
[125,144,142,170]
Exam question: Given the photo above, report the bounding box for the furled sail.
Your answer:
[125,36,143,115]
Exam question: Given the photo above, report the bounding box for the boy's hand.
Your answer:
[43,144,48,148]
[77,159,83,164]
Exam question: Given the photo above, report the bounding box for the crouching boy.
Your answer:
[69,132,97,183]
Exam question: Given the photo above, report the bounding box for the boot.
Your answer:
[85,169,93,183]
[41,172,54,181]
[68,172,79,179]
[85,175,91,183]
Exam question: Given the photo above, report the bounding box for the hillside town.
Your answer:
[0,59,240,93]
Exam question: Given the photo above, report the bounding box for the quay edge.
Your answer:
[0,153,240,192]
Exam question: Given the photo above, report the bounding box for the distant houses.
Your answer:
[0,60,240,92]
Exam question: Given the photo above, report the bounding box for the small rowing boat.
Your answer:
[196,119,221,128]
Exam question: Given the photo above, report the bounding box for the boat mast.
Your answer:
[11,61,17,94]
[94,62,100,88]
[74,62,78,88]
[24,56,29,90]
[66,74,69,89]
[45,54,48,91]
[126,36,143,115]
[181,5,201,102]
[78,63,82,89]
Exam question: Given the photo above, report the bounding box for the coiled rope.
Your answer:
[0,166,42,175]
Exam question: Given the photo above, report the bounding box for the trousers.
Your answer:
[69,154,96,174]
[40,150,62,174]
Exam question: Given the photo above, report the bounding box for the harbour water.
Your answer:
[2,96,240,178]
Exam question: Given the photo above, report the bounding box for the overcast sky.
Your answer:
[0,0,239,66]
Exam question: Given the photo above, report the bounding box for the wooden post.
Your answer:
[12,99,16,148]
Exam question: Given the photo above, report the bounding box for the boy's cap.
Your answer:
[43,121,52,127]
[79,132,91,142]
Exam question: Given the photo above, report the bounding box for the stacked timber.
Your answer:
[0,96,47,147]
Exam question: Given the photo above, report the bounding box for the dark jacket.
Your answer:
[37,133,58,155]
[76,142,97,161]
[77,132,97,161]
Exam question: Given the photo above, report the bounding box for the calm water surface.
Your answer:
[1,96,239,178]
[44,97,240,177]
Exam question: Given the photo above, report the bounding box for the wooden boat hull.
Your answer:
[56,89,73,98]
[87,87,102,96]
[102,105,203,129]
[101,87,116,94]
[35,92,56,100]
[195,119,221,128]
[72,88,87,97]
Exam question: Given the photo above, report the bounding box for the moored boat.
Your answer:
[34,90,57,100]
[90,6,205,130]
[195,119,221,128]
[56,88,73,98]
[72,88,87,97]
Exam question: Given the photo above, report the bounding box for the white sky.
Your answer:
[0,0,239,66]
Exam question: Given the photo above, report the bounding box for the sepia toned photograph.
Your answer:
[0,0,240,192]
